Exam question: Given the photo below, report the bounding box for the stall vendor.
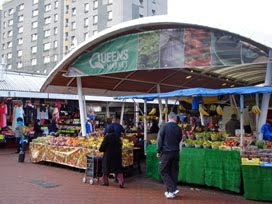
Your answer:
[225,114,240,136]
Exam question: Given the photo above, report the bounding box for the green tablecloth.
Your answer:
[242,166,272,201]
[146,145,241,193]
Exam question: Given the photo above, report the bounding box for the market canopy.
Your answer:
[114,86,272,101]
[41,16,271,96]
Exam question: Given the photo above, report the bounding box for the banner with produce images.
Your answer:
[67,28,268,77]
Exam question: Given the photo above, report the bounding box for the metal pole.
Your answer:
[83,95,87,118]
[135,102,139,127]
[157,84,163,125]
[258,49,272,140]
[255,94,259,134]
[76,77,86,137]
[240,95,244,149]
[120,102,125,126]
[144,100,147,154]
[165,99,168,122]
[106,102,110,118]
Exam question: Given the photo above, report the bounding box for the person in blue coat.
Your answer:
[261,122,272,141]
[86,118,93,137]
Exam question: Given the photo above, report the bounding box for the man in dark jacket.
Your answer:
[157,112,182,199]
[225,114,240,136]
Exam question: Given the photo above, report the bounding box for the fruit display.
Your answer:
[162,107,168,115]
[30,135,134,169]
[199,104,209,116]
[148,107,156,115]
[216,105,223,115]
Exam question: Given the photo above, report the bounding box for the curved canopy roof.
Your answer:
[41,16,271,96]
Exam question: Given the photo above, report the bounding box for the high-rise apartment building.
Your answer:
[0,0,167,74]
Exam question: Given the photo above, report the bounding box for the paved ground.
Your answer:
[0,148,265,204]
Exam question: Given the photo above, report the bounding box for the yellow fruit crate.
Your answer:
[241,158,261,166]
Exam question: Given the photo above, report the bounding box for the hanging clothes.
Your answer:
[12,105,24,130]
[0,103,7,128]
[36,107,49,120]
[52,107,59,122]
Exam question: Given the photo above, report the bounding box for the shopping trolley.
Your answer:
[82,154,103,185]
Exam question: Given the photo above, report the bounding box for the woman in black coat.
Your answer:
[99,125,124,188]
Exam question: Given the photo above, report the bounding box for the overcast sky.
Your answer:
[168,0,272,48]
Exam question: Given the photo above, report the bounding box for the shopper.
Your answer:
[150,119,159,133]
[104,117,125,137]
[34,119,43,138]
[225,114,240,136]
[48,119,58,134]
[85,117,93,137]
[99,125,124,188]
[157,112,182,199]
[15,117,24,153]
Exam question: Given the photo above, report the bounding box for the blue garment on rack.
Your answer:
[261,123,272,141]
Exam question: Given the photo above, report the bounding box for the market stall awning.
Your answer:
[114,86,272,101]
[41,16,271,96]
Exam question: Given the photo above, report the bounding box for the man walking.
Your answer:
[157,112,182,199]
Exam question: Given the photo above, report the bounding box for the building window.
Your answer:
[139,14,143,18]
[43,70,47,74]
[7,53,12,59]
[108,11,112,20]
[31,58,37,65]
[3,22,7,28]
[72,7,76,16]
[54,27,58,35]
[84,33,88,40]
[44,29,50,37]
[84,3,89,12]
[93,30,98,35]
[8,19,13,26]
[18,15,24,22]
[17,50,22,57]
[19,4,24,11]
[54,14,58,22]
[54,55,58,62]
[108,0,113,4]
[139,0,143,6]
[152,0,156,3]
[33,0,39,5]
[18,27,23,34]
[45,17,51,24]
[8,30,13,37]
[44,56,50,64]
[18,38,23,45]
[93,15,98,24]
[9,8,14,15]
[7,64,12,70]
[17,62,23,68]
[32,9,38,17]
[31,33,38,41]
[152,9,156,15]
[32,21,38,28]
[93,0,98,9]
[4,12,7,18]
[2,44,6,50]
[45,4,52,12]
[84,18,89,27]
[7,42,12,48]
[3,32,6,39]
[71,22,76,30]
[54,40,58,48]
[44,43,50,51]
[55,1,59,9]
[31,46,37,53]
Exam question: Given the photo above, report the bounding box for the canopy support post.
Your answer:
[106,102,110,118]
[144,100,147,155]
[255,94,259,134]
[135,102,139,127]
[165,99,168,122]
[240,95,244,149]
[157,84,163,126]
[120,102,125,126]
[77,77,86,137]
[258,49,272,140]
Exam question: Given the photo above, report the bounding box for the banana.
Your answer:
[216,105,223,115]
[162,107,168,115]
[252,105,261,115]
[148,107,156,115]
[199,104,209,116]
[178,105,186,111]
